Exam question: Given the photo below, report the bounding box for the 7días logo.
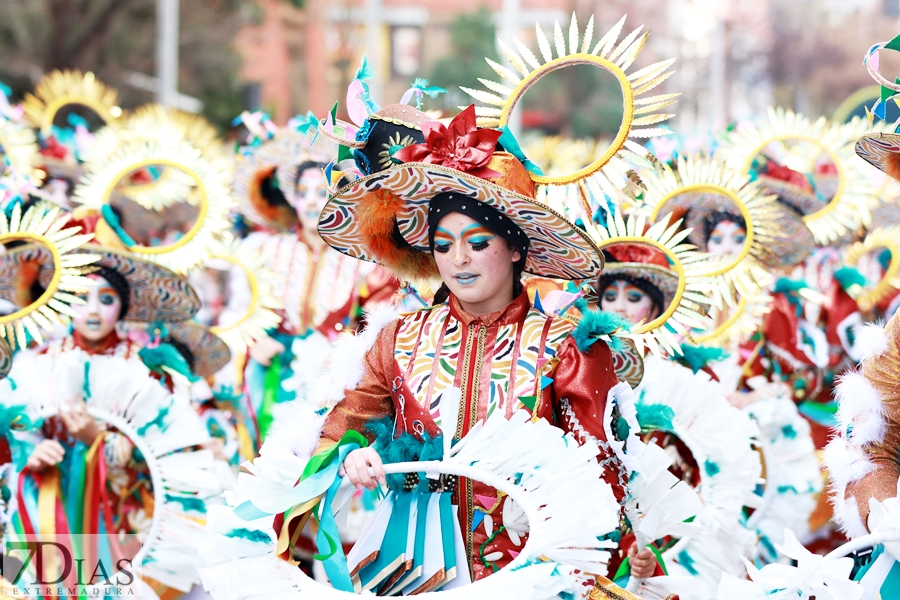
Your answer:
[3,540,138,595]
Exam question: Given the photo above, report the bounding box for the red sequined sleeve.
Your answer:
[549,336,626,502]
[320,320,399,444]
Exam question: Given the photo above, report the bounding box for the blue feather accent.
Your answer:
[411,78,447,98]
[572,304,631,354]
[672,344,728,374]
[354,56,374,82]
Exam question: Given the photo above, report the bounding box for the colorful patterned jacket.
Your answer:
[321,291,625,581]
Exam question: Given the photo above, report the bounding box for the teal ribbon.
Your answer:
[234,430,367,520]
[314,469,355,591]
[498,126,544,176]
[100,204,138,247]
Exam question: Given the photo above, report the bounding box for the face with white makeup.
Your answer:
[291,165,330,236]
[599,279,661,325]
[72,274,123,343]
[431,212,522,316]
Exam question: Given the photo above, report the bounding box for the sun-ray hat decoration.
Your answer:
[318,104,605,282]
[188,234,283,352]
[85,104,234,211]
[716,107,878,245]
[461,12,678,224]
[633,155,782,306]
[582,209,715,356]
[691,289,772,351]
[72,134,234,273]
[841,226,900,313]
[0,203,99,349]
[21,70,123,137]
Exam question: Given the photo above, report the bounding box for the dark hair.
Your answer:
[164,335,195,372]
[293,161,329,190]
[94,266,131,320]
[703,210,746,245]
[261,169,290,208]
[597,273,664,318]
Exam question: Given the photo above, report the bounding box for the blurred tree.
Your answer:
[521,63,624,139]
[429,7,500,110]
[0,0,251,130]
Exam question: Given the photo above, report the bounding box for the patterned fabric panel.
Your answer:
[319,164,604,280]
[394,305,574,428]
[244,232,373,332]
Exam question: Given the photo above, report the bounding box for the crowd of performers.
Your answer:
[4,12,900,600]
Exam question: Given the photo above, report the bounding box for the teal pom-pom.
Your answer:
[834,266,867,292]
[636,403,675,433]
[572,303,631,354]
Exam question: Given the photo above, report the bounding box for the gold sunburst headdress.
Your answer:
[716,107,877,245]
[462,12,678,223]
[583,210,715,357]
[0,118,42,181]
[86,104,232,167]
[84,105,234,211]
[0,204,99,348]
[72,136,234,273]
[842,226,900,312]
[634,155,781,306]
[190,235,283,352]
[22,70,122,136]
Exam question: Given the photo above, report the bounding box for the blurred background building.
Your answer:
[2,0,899,136]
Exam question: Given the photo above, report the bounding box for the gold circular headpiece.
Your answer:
[463,13,678,223]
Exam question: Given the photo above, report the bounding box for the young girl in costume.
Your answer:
[2,241,224,594]
[587,229,762,600]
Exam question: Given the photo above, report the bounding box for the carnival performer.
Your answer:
[0,234,224,594]
[587,236,761,600]
[234,122,395,446]
[9,243,195,513]
[308,103,631,584]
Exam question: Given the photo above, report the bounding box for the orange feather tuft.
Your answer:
[355,189,439,281]
[249,166,297,229]
[884,152,900,183]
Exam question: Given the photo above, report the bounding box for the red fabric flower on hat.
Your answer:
[607,243,671,268]
[394,104,502,179]
[763,161,813,192]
